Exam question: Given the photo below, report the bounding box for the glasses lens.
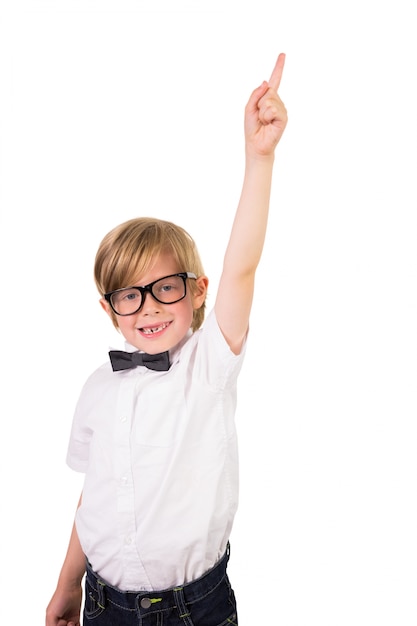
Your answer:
[111,288,142,315]
[152,275,186,304]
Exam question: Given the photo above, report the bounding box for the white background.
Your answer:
[1,1,416,624]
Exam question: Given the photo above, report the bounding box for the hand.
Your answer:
[244,53,288,158]
[45,584,82,626]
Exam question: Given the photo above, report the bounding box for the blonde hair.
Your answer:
[94,217,206,331]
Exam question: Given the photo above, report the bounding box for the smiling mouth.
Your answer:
[140,322,170,335]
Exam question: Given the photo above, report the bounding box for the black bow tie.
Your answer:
[109,349,170,372]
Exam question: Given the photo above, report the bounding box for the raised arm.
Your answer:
[214,53,288,354]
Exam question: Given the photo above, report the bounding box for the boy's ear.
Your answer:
[192,275,209,310]
[99,297,111,316]
[100,298,120,329]
[100,298,120,331]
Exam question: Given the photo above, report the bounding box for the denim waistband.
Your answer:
[85,544,230,615]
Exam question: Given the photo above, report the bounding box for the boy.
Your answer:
[46,52,287,626]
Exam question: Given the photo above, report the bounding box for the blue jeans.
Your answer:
[83,545,238,626]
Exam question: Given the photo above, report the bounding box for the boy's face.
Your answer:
[100,252,208,354]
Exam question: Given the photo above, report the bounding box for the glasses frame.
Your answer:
[104,272,197,316]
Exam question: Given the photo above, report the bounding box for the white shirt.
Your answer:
[66,310,246,591]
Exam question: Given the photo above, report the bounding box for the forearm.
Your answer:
[223,152,275,278]
[56,520,86,589]
[56,494,86,589]
[46,497,85,626]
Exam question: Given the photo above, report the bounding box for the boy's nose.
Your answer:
[141,291,162,313]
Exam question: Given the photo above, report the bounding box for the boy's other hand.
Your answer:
[45,584,82,626]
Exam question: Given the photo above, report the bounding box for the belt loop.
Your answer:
[173,587,193,625]
[96,579,107,610]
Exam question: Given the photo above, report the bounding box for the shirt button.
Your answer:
[120,416,127,423]
[125,536,132,545]
[120,476,128,486]
[140,598,152,609]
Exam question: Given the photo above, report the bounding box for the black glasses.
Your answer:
[104,272,197,316]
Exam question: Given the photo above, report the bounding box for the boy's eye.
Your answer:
[154,280,181,297]
[114,289,140,304]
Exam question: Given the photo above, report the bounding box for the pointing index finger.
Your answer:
[268,52,286,92]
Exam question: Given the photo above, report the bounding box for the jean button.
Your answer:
[140,597,152,609]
